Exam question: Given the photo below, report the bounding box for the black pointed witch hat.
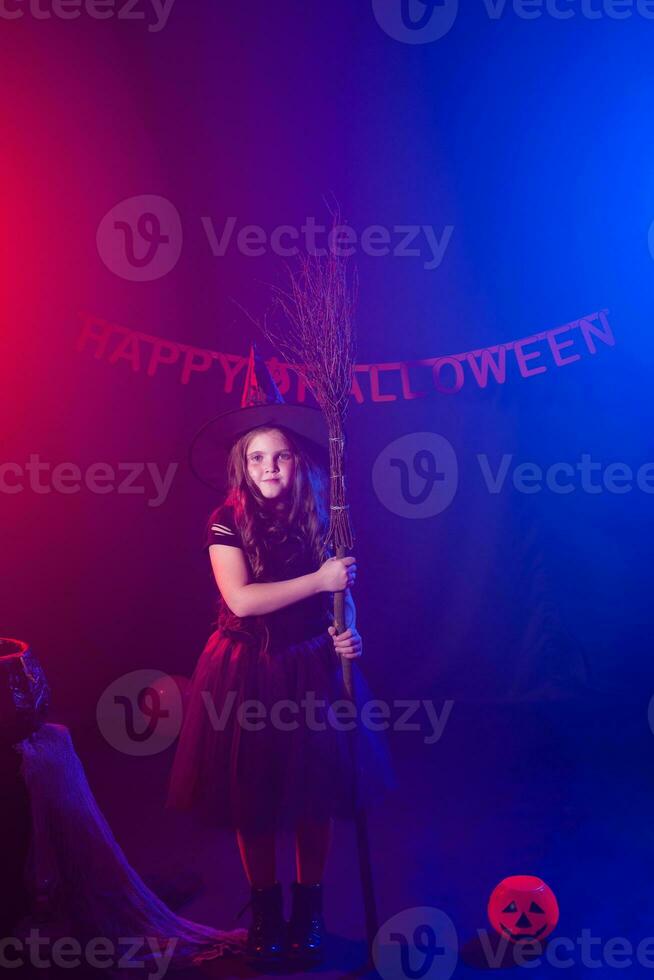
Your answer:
[189,342,329,492]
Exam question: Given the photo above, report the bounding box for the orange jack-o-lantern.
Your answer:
[488,876,559,944]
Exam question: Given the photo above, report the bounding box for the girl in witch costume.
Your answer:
[166,345,392,969]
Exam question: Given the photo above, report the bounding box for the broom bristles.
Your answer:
[259,211,357,553]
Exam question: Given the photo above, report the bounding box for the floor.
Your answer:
[6,695,651,978]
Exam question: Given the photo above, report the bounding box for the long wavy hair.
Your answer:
[220,425,331,579]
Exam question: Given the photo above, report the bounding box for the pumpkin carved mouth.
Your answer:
[500,923,548,941]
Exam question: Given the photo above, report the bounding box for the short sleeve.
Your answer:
[204,505,244,550]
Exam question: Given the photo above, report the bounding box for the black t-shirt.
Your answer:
[204,503,332,649]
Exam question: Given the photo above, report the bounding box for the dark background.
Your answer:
[1,3,653,974]
[3,1,652,715]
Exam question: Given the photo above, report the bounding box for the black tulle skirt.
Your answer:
[165,626,394,834]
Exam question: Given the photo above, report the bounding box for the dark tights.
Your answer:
[236,817,334,888]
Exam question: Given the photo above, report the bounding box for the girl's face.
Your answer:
[245,429,296,503]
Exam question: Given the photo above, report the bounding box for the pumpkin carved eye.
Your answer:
[502,902,517,913]
[529,902,544,914]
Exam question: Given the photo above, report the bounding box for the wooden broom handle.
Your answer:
[333,546,379,952]
[333,546,354,698]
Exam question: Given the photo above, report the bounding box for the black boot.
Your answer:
[287,881,325,965]
[244,881,286,967]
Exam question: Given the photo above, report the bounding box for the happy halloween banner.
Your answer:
[77,309,614,403]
